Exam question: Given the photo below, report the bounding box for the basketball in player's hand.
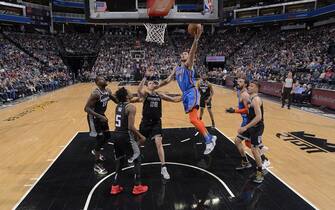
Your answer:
[188,24,202,37]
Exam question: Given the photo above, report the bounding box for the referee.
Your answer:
[281,71,295,109]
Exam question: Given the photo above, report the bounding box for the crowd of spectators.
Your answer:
[291,82,313,104]
[5,32,67,71]
[1,23,334,106]
[86,28,254,82]
[230,25,335,90]
[85,28,178,82]
[83,25,335,95]
[57,33,101,55]
[0,34,71,104]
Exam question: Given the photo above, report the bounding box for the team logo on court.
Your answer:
[4,101,57,121]
[276,131,335,153]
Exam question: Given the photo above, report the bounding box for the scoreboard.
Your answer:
[85,0,219,23]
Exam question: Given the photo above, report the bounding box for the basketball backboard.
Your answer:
[85,0,220,23]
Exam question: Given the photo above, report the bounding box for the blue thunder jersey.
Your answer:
[237,89,249,127]
[176,65,196,93]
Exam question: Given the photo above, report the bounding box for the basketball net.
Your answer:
[144,23,167,44]
[144,0,174,44]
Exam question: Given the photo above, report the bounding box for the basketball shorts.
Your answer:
[200,96,212,108]
[237,124,264,147]
[113,131,140,160]
[140,119,162,140]
[87,114,109,137]
[240,115,248,127]
[182,87,199,113]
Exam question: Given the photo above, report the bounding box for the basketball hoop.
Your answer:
[144,0,174,44]
[144,23,167,44]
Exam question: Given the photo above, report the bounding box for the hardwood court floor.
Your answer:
[0,82,334,210]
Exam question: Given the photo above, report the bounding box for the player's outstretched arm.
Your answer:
[185,25,203,69]
[155,66,176,89]
[138,76,148,98]
[107,88,118,104]
[130,96,143,103]
[138,67,153,97]
[157,92,182,103]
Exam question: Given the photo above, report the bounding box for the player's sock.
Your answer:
[133,156,142,185]
[111,158,124,194]
[189,108,212,143]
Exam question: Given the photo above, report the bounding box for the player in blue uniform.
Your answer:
[226,77,270,171]
[174,25,217,155]
[145,25,216,155]
[226,78,252,163]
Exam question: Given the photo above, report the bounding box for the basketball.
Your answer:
[188,24,202,36]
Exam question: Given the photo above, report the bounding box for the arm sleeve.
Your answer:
[234,107,248,114]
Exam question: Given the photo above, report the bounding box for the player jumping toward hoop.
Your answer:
[171,25,217,154]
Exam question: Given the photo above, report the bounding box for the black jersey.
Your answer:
[115,102,129,133]
[142,92,162,121]
[247,95,264,127]
[93,88,110,115]
[198,80,211,98]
